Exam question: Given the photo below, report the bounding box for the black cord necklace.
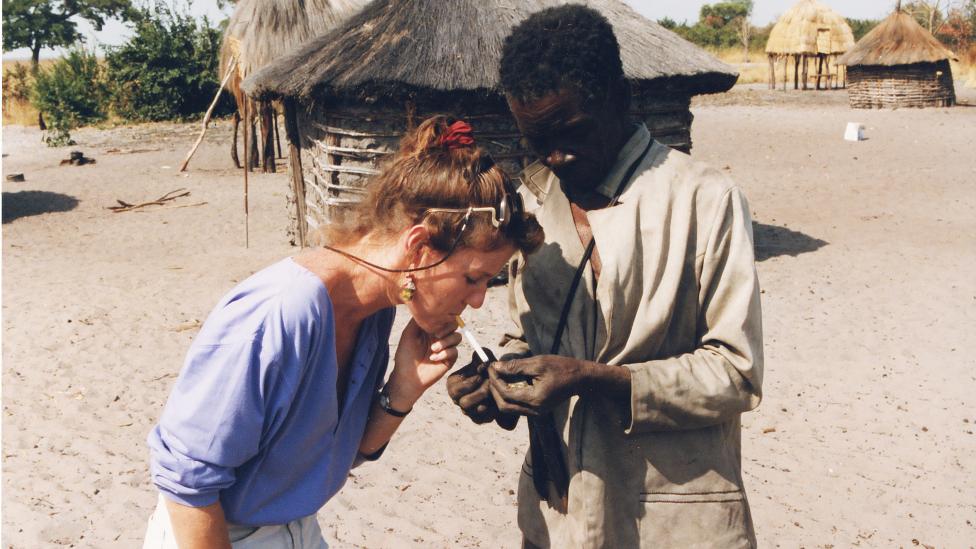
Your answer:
[319,212,471,274]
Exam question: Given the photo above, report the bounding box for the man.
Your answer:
[447,5,764,548]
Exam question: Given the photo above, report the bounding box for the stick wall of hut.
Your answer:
[287,90,698,236]
[846,61,955,109]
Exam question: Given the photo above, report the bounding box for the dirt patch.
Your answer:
[2,93,974,547]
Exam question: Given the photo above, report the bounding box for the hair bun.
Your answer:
[439,120,475,149]
[396,115,478,160]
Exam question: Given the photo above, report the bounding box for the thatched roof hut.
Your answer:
[837,9,956,108]
[243,0,737,244]
[765,0,855,90]
[219,0,366,171]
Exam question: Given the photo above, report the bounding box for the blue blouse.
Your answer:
[148,258,394,526]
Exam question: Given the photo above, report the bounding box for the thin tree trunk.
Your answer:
[248,115,259,171]
[231,111,241,169]
[260,103,275,173]
[741,17,750,63]
[274,112,282,159]
[31,48,46,130]
[243,101,250,249]
[793,55,800,89]
[256,104,267,172]
[783,56,789,90]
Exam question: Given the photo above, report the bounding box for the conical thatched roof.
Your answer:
[837,10,956,66]
[765,0,854,55]
[221,0,367,79]
[243,0,737,101]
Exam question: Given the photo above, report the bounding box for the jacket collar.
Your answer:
[520,123,651,203]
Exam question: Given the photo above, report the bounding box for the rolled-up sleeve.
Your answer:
[625,187,763,433]
[148,334,276,507]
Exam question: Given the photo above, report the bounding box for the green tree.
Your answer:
[936,4,976,51]
[847,18,881,41]
[658,16,679,30]
[2,0,132,129]
[698,1,754,57]
[1,0,134,67]
[700,0,752,28]
[105,3,231,122]
[31,47,109,145]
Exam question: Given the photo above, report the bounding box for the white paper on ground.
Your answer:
[844,122,865,142]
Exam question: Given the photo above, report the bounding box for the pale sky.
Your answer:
[625,0,896,25]
[3,0,897,61]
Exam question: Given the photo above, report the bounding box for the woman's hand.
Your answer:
[387,319,462,409]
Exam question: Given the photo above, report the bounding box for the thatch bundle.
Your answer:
[242,0,737,244]
[221,0,366,81]
[765,0,854,90]
[765,0,854,56]
[219,0,366,172]
[838,11,956,108]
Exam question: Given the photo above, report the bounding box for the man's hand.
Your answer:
[487,355,588,416]
[446,351,519,430]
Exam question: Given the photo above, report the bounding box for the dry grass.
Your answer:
[2,60,52,126]
[952,45,976,88]
[2,97,37,126]
[710,47,771,85]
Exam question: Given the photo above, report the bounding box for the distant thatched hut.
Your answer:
[243,0,737,245]
[837,8,956,109]
[765,0,855,90]
[220,0,365,171]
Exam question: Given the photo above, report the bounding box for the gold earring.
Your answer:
[399,274,417,302]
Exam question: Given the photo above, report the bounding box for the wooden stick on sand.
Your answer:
[108,189,191,213]
[179,58,238,172]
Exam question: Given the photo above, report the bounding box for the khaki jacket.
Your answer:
[503,125,763,548]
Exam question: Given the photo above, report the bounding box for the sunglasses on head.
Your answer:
[425,189,524,232]
[425,154,524,232]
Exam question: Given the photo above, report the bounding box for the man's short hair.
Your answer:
[500,4,625,106]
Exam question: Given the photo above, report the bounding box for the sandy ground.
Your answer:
[3,84,975,548]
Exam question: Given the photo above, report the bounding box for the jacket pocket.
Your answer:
[637,490,754,548]
[640,489,743,504]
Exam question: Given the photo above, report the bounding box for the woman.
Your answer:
[143,115,543,548]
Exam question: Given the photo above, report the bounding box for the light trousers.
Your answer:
[143,495,328,549]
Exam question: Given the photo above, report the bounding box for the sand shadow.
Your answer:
[753,222,828,261]
[2,190,79,223]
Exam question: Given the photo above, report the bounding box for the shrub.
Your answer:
[847,18,881,42]
[30,48,109,146]
[3,63,33,104]
[105,3,232,122]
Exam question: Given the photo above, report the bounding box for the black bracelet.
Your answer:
[358,443,388,462]
[378,389,411,417]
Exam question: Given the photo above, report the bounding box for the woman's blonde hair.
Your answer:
[321,115,543,257]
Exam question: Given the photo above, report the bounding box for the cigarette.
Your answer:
[456,316,490,363]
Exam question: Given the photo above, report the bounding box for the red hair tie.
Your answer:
[440,120,475,149]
